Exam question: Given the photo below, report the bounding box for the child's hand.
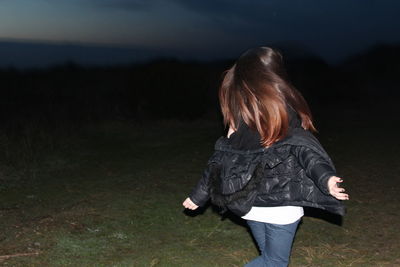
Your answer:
[183,197,199,210]
[328,176,349,200]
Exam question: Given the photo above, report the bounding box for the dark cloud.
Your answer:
[172,0,400,53]
[84,0,158,10]
[174,0,320,24]
[173,0,400,31]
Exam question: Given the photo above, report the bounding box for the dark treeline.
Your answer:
[1,43,399,128]
[0,59,224,125]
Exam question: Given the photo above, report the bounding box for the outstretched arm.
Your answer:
[293,146,349,200]
[182,157,218,210]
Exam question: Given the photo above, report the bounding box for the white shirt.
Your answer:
[242,206,304,225]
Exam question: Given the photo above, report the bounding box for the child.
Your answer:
[183,47,349,267]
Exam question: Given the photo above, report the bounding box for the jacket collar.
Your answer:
[223,105,303,152]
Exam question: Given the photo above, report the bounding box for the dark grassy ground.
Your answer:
[0,105,399,266]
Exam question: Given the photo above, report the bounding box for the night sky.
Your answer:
[1,0,400,67]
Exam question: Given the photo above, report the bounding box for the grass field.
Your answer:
[0,107,399,266]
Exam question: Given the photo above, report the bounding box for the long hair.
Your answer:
[219,47,316,147]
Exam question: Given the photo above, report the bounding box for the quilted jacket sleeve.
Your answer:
[188,163,213,207]
[189,148,223,207]
[292,146,336,196]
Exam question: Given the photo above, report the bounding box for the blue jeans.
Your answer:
[244,219,300,267]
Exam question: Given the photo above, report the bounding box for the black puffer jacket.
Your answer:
[189,110,345,217]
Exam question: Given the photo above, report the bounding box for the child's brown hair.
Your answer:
[219,46,316,147]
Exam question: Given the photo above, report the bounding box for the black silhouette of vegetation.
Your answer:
[0,59,224,127]
[0,43,399,127]
[1,43,399,128]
